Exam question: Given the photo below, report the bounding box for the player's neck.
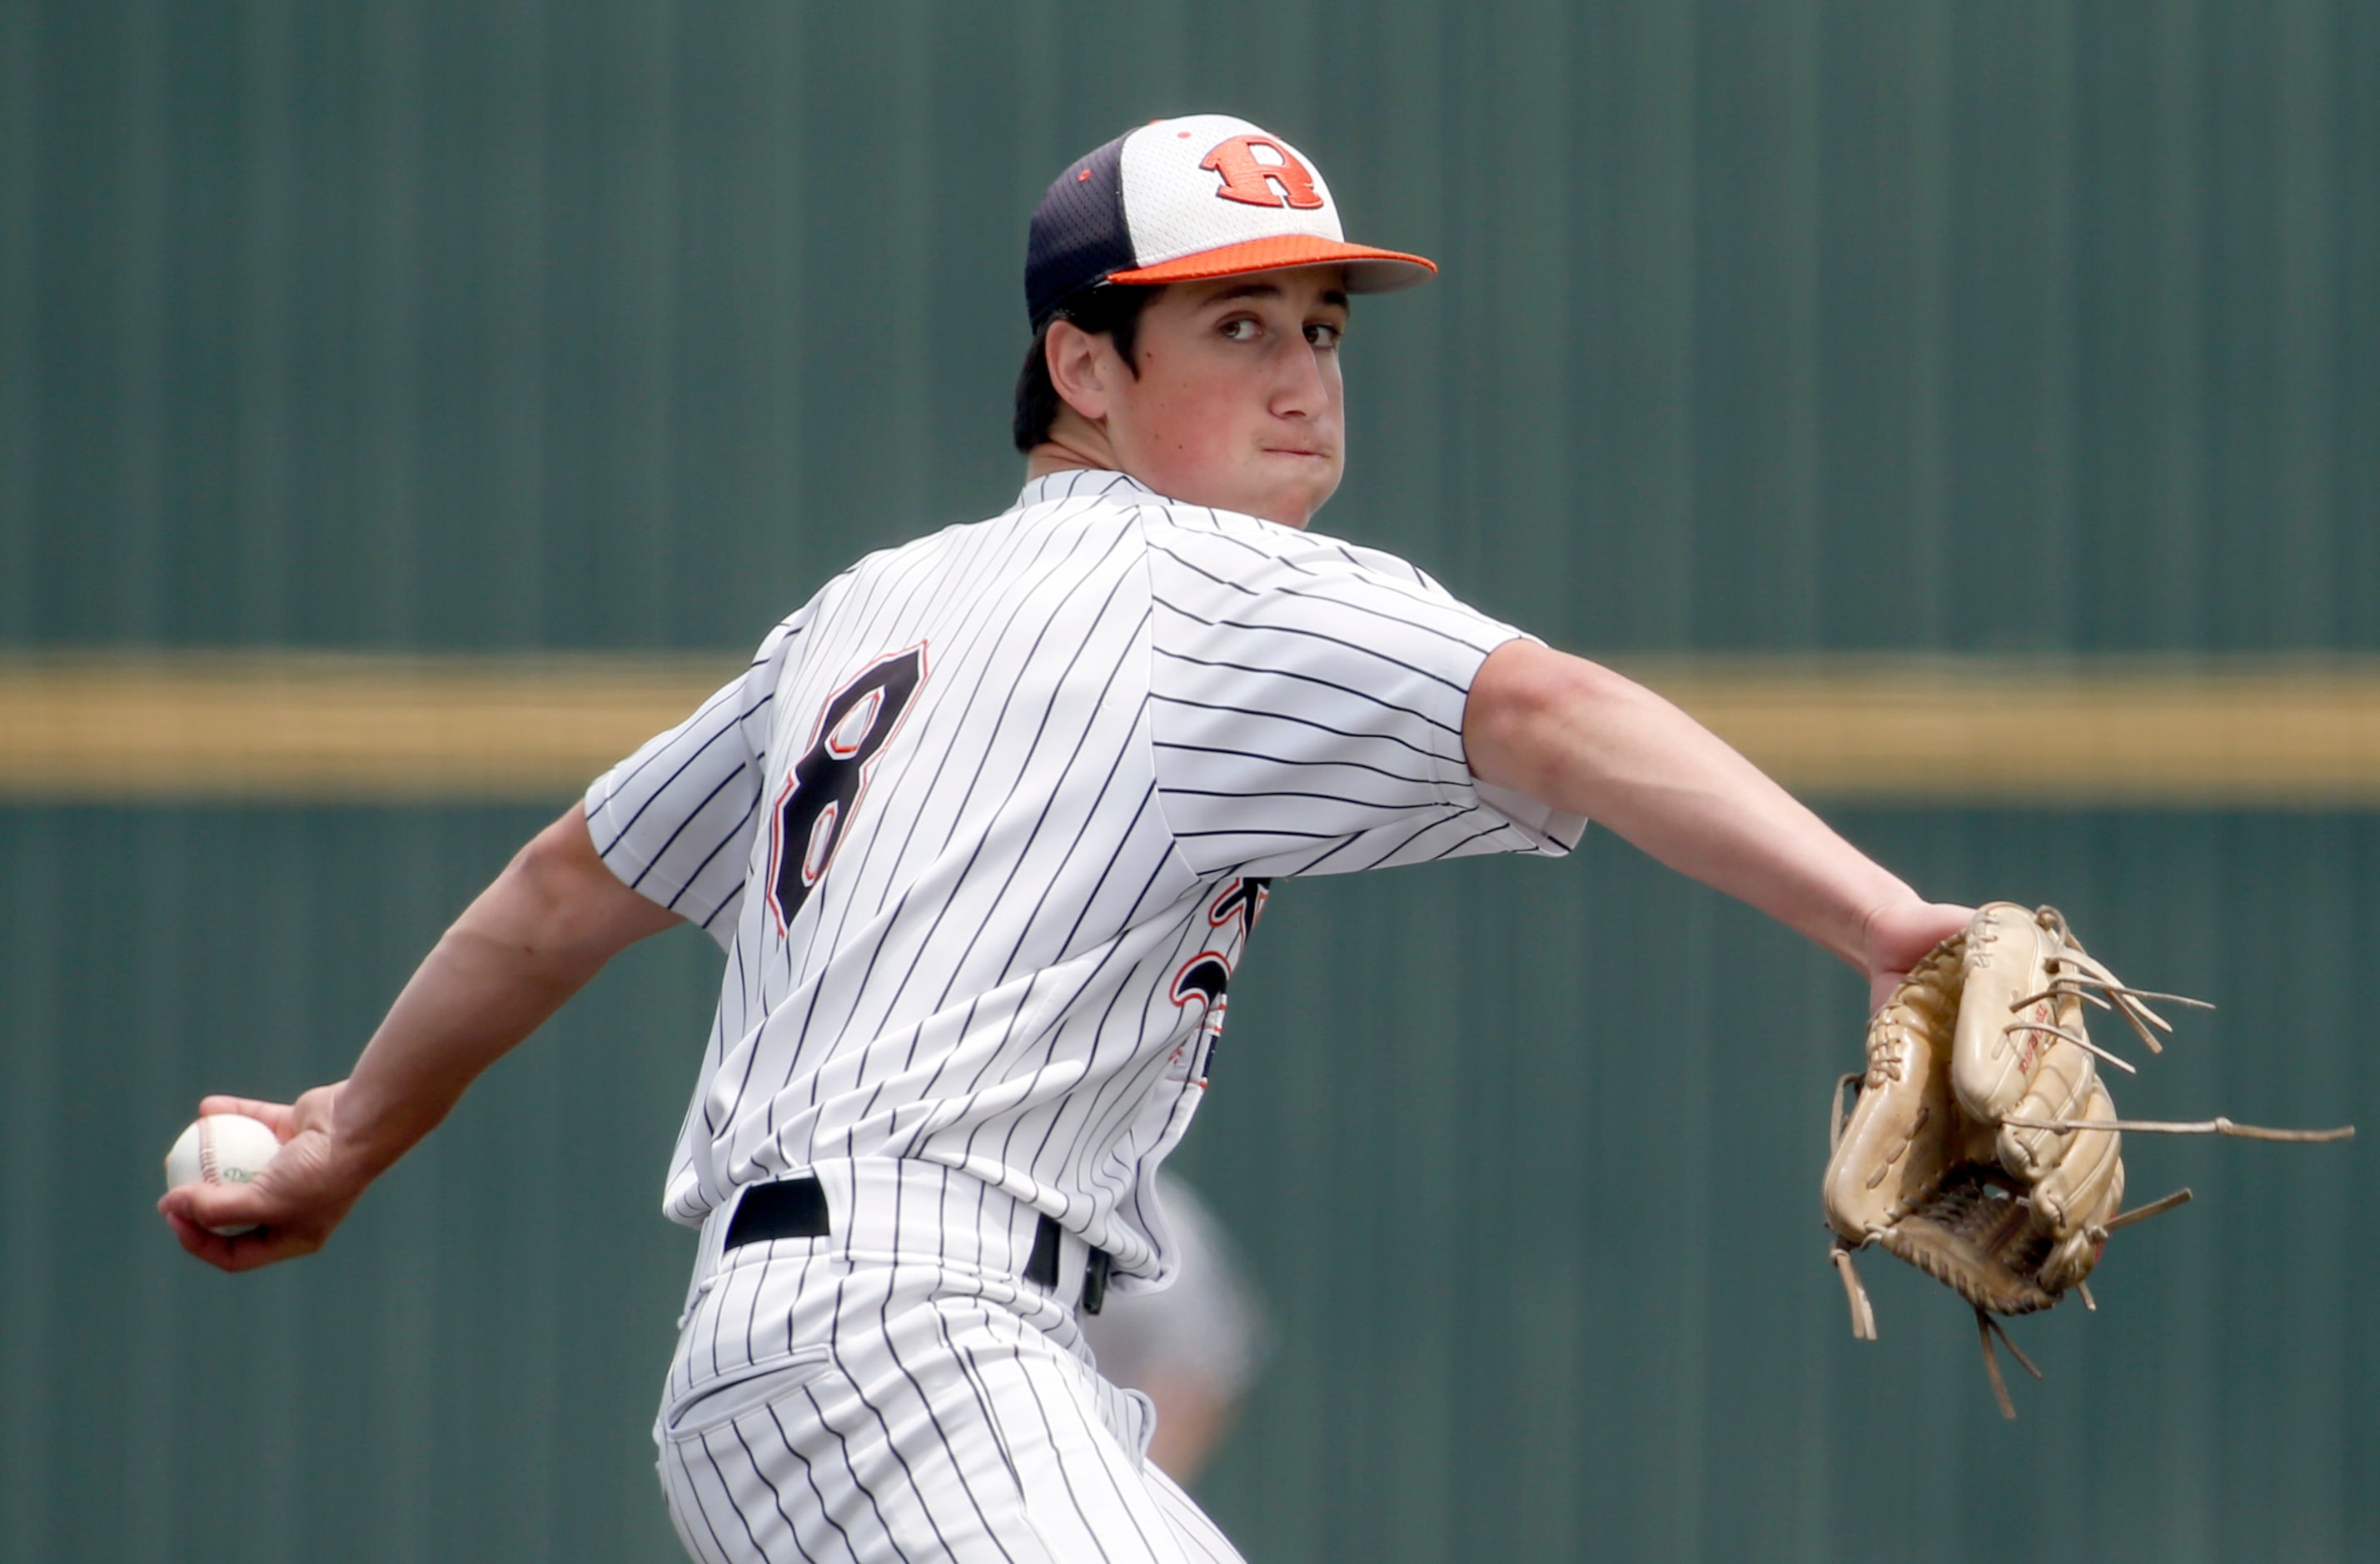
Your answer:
[1025,415,1118,483]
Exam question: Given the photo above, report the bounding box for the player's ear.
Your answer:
[1044,320,1113,425]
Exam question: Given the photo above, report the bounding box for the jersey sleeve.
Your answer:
[583,616,804,947]
[1143,514,1585,879]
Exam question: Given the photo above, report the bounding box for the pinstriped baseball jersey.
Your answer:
[585,468,1582,1290]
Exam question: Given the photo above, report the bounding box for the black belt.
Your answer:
[723,1176,1113,1314]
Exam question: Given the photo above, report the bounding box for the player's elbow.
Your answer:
[476,808,680,979]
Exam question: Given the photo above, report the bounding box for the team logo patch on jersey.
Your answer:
[1208,875,1270,941]
[1163,878,1272,1087]
[1171,955,1232,1014]
[1168,953,1232,1087]
[765,644,927,932]
[1201,135,1326,210]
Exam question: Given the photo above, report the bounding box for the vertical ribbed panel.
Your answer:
[0,809,718,1564]
[3,0,2373,655]
[1,812,2370,1562]
[5,5,2379,1562]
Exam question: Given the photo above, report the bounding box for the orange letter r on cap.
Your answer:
[1200,137,1326,210]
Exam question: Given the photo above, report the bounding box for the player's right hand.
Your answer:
[158,1083,372,1272]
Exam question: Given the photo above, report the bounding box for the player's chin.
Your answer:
[1252,452,1342,525]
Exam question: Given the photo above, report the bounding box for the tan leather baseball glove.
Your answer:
[1822,903,2348,1418]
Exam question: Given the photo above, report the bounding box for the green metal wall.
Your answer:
[3,4,2376,1562]
[5,0,2373,655]
[1,811,2372,1562]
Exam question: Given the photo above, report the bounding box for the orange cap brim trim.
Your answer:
[1106,235,1437,291]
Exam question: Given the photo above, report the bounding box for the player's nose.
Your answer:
[1267,338,1333,418]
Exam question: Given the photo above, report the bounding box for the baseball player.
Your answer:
[163,113,1969,1562]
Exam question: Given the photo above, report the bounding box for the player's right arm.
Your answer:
[159,805,681,1271]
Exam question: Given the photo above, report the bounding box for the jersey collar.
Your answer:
[1013,468,1163,512]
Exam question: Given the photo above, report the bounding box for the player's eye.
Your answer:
[1218,317,1262,342]
[1306,321,1343,350]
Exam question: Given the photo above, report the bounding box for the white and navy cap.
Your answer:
[1026,112,1437,327]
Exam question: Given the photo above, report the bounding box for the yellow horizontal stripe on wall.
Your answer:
[1621,658,2380,807]
[0,653,735,803]
[4,653,2380,806]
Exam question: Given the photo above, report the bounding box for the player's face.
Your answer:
[1102,268,1350,529]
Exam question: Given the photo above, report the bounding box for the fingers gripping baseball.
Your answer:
[158,1083,368,1273]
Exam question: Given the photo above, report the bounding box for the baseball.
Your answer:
[164,1113,281,1235]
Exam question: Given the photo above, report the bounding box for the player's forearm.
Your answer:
[331,808,680,1179]
[1465,641,1916,971]
[331,921,593,1177]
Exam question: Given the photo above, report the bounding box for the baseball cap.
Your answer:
[1025,112,1436,328]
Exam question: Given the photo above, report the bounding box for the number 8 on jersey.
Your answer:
[766,645,927,930]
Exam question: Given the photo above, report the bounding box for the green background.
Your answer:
[2,3,2374,1561]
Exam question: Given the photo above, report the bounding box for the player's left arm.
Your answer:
[159,805,682,1270]
[1462,640,1967,1004]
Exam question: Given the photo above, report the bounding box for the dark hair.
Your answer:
[1012,284,1158,453]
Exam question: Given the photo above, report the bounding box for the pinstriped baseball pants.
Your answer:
[655,1161,1246,1564]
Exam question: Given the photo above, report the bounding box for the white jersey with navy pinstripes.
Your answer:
[585,468,1581,1289]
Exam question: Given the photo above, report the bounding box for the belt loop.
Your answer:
[1027,1211,1113,1312]
[1025,1213,1063,1288]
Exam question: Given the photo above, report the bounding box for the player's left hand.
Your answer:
[157,1083,372,1272]
[1860,897,1974,1011]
